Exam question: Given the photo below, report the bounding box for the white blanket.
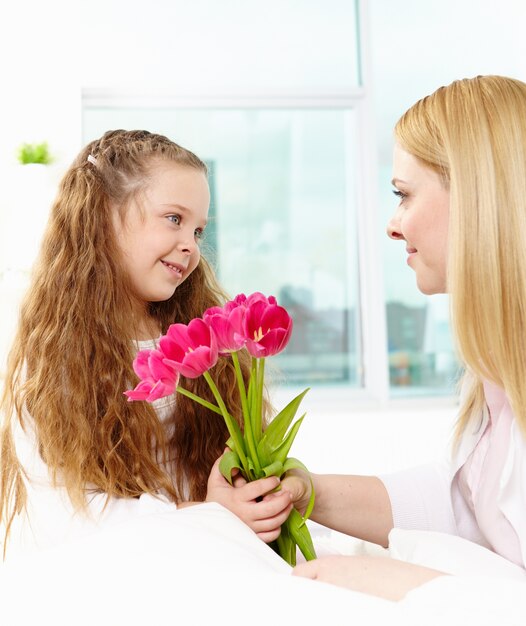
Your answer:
[1,503,525,625]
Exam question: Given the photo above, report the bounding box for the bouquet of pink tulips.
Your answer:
[125,292,316,565]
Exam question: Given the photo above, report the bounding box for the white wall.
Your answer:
[275,395,458,475]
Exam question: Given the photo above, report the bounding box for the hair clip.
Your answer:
[87,154,98,166]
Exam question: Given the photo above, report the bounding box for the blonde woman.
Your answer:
[0,129,292,557]
[286,75,526,599]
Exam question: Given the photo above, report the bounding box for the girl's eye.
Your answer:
[392,189,407,201]
[194,228,205,241]
[167,215,181,225]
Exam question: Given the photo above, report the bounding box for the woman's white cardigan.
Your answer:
[381,381,526,570]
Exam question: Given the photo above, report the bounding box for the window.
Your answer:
[81,0,458,401]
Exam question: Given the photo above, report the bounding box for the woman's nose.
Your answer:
[387,211,404,240]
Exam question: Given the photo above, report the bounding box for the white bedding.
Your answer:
[1,503,525,625]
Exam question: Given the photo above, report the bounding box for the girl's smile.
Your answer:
[161,259,186,278]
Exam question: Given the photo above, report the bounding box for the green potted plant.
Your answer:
[17,141,53,165]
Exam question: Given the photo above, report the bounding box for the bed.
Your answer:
[1,502,525,625]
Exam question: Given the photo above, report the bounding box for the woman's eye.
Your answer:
[392,189,407,201]
[167,215,181,225]
[194,228,205,240]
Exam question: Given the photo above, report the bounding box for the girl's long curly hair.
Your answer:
[1,130,259,546]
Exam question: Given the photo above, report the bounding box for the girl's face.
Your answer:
[114,161,210,308]
[387,144,450,295]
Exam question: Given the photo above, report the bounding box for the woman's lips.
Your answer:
[406,247,417,265]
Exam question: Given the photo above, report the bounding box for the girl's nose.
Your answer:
[177,231,197,254]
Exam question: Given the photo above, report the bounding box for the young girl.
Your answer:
[285,75,526,599]
[0,129,292,556]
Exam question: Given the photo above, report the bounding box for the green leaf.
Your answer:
[287,508,317,561]
[276,520,296,566]
[272,414,305,466]
[261,460,283,477]
[282,457,309,474]
[239,456,257,481]
[229,415,247,457]
[256,437,272,467]
[262,388,309,449]
[218,450,242,485]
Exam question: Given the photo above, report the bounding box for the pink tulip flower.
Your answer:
[230,293,248,307]
[243,295,293,357]
[203,300,247,354]
[160,318,219,378]
[125,349,179,402]
[245,292,277,307]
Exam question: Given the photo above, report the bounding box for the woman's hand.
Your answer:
[292,554,445,601]
[206,454,293,543]
[280,468,312,516]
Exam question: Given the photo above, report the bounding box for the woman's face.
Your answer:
[387,143,450,295]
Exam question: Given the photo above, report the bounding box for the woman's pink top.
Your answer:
[455,380,523,567]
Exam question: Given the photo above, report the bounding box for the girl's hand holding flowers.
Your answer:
[206,454,294,543]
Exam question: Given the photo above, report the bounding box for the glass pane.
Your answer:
[83,107,362,388]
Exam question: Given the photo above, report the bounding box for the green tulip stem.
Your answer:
[231,351,261,474]
[203,370,250,475]
[255,357,265,441]
[175,386,223,416]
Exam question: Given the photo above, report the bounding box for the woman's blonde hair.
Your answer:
[1,130,256,547]
[395,75,526,438]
